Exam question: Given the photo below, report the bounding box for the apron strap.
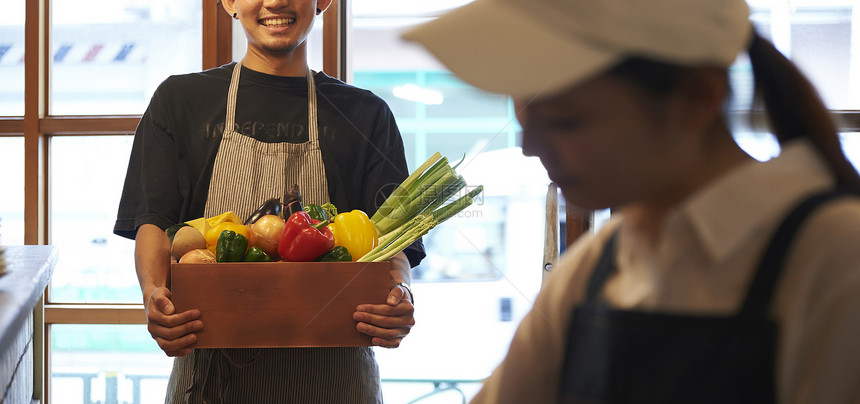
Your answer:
[584,232,619,303]
[282,70,320,200]
[582,190,847,313]
[306,70,319,143]
[738,190,847,318]
[225,61,243,132]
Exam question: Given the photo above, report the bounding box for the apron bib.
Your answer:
[558,191,844,404]
[204,60,330,219]
[165,61,382,404]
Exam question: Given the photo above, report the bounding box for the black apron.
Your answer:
[558,191,843,404]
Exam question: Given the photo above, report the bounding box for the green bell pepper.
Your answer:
[316,246,352,262]
[304,204,328,222]
[215,230,248,262]
[244,246,272,262]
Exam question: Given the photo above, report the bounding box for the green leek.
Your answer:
[371,152,442,223]
[360,150,483,262]
[374,168,462,235]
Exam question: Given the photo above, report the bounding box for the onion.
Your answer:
[179,248,216,264]
[248,214,285,260]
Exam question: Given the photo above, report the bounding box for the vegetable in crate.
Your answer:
[316,246,352,262]
[216,229,249,262]
[278,211,335,262]
[328,210,378,261]
[321,203,338,218]
[304,204,327,221]
[171,226,207,261]
[165,222,190,244]
[179,248,216,264]
[247,214,286,260]
[283,183,304,219]
[244,246,272,262]
[207,211,244,226]
[205,222,249,254]
[244,197,282,225]
[185,217,211,236]
[305,203,338,221]
[359,152,483,262]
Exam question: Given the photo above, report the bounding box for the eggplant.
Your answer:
[244,197,282,225]
[283,183,304,219]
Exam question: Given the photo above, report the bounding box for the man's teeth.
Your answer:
[262,18,295,27]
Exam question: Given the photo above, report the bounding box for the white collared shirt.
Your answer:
[472,140,860,403]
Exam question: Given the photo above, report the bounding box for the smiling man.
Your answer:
[114,0,423,402]
[229,0,320,74]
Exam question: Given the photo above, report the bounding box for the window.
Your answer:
[50,0,202,115]
[0,1,25,116]
[731,1,860,160]
[350,3,548,401]
[49,136,138,303]
[0,137,25,244]
[51,324,172,404]
[747,0,860,110]
[842,132,860,167]
[34,0,207,401]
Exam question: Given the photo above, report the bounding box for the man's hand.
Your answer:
[353,284,415,348]
[145,287,203,357]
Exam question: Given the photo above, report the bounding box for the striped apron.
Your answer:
[164,61,383,404]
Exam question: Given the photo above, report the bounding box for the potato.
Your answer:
[171,226,207,261]
[178,248,216,264]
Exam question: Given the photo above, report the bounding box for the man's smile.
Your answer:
[259,17,295,27]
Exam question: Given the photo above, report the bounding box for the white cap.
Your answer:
[402,0,753,98]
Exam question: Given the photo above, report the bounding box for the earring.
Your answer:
[233,12,238,19]
[316,8,322,14]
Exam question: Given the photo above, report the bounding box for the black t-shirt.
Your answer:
[114,62,425,266]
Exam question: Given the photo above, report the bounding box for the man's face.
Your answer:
[233,0,320,57]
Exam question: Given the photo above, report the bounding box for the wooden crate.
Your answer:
[170,261,390,348]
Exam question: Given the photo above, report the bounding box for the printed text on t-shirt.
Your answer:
[205,121,308,142]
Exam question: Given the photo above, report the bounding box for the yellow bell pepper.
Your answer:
[328,210,378,261]
[185,216,211,236]
[207,211,244,227]
[205,222,249,255]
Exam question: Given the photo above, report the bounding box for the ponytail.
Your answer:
[747,32,860,193]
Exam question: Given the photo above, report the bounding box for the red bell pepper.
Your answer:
[278,211,335,262]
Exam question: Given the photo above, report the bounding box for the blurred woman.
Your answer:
[405,0,860,402]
